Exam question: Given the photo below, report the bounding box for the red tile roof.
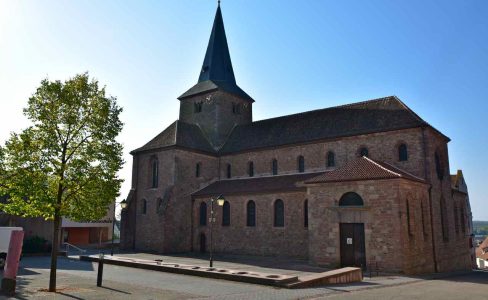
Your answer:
[305,156,426,184]
[476,237,488,260]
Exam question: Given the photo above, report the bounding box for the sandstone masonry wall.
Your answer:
[192,191,309,258]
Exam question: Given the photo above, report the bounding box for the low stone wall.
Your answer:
[288,267,362,288]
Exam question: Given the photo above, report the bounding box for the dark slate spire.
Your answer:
[198,4,235,83]
[179,4,254,102]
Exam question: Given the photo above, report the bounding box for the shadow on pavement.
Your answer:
[5,273,33,300]
[101,285,132,294]
[433,270,488,285]
[17,268,42,276]
[19,256,95,272]
[57,292,86,300]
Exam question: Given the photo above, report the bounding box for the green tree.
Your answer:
[0,73,124,292]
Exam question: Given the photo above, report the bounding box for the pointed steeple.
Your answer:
[198,4,235,83]
[179,4,253,102]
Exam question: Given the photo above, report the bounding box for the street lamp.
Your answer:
[209,194,225,267]
[111,199,128,256]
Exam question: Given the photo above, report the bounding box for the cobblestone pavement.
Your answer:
[1,255,486,299]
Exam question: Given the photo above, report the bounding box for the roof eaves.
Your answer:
[193,187,306,198]
[130,145,217,156]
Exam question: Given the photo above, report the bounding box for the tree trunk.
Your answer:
[49,210,61,292]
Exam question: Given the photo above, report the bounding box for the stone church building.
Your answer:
[121,4,474,274]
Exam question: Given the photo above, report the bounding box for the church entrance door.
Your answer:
[339,223,366,269]
[199,233,206,253]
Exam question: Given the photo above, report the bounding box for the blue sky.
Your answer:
[1,0,487,219]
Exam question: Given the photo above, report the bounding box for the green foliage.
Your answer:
[0,73,124,222]
[23,236,52,254]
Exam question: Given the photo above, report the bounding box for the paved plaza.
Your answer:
[1,253,487,299]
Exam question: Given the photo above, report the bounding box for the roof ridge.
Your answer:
[249,95,397,126]
[363,156,402,177]
[335,95,396,109]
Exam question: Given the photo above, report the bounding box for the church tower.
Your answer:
[178,3,254,150]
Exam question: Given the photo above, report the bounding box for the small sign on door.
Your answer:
[346,238,353,245]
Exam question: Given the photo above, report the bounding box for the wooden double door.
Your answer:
[340,223,366,269]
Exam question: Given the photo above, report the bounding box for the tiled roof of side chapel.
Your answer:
[305,156,426,184]
[131,4,448,155]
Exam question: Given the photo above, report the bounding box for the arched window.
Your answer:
[248,161,254,177]
[196,162,201,178]
[435,151,444,180]
[222,201,230,226]
[339,192,364,206]
[327,151,335,167]
[150,157,158,188]
[142,199,147,214]
[359,147,369,157]
[199,202,207,226]
[272,159,278,175]
[398,144,408,161]
[304,199,308,228]
[226,164,232,179]
[247,200,256,227]
[274,199,284,227]
[298,156,305,173]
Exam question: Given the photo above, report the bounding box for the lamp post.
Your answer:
[209,194,225,267]
[111,199,128,256]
